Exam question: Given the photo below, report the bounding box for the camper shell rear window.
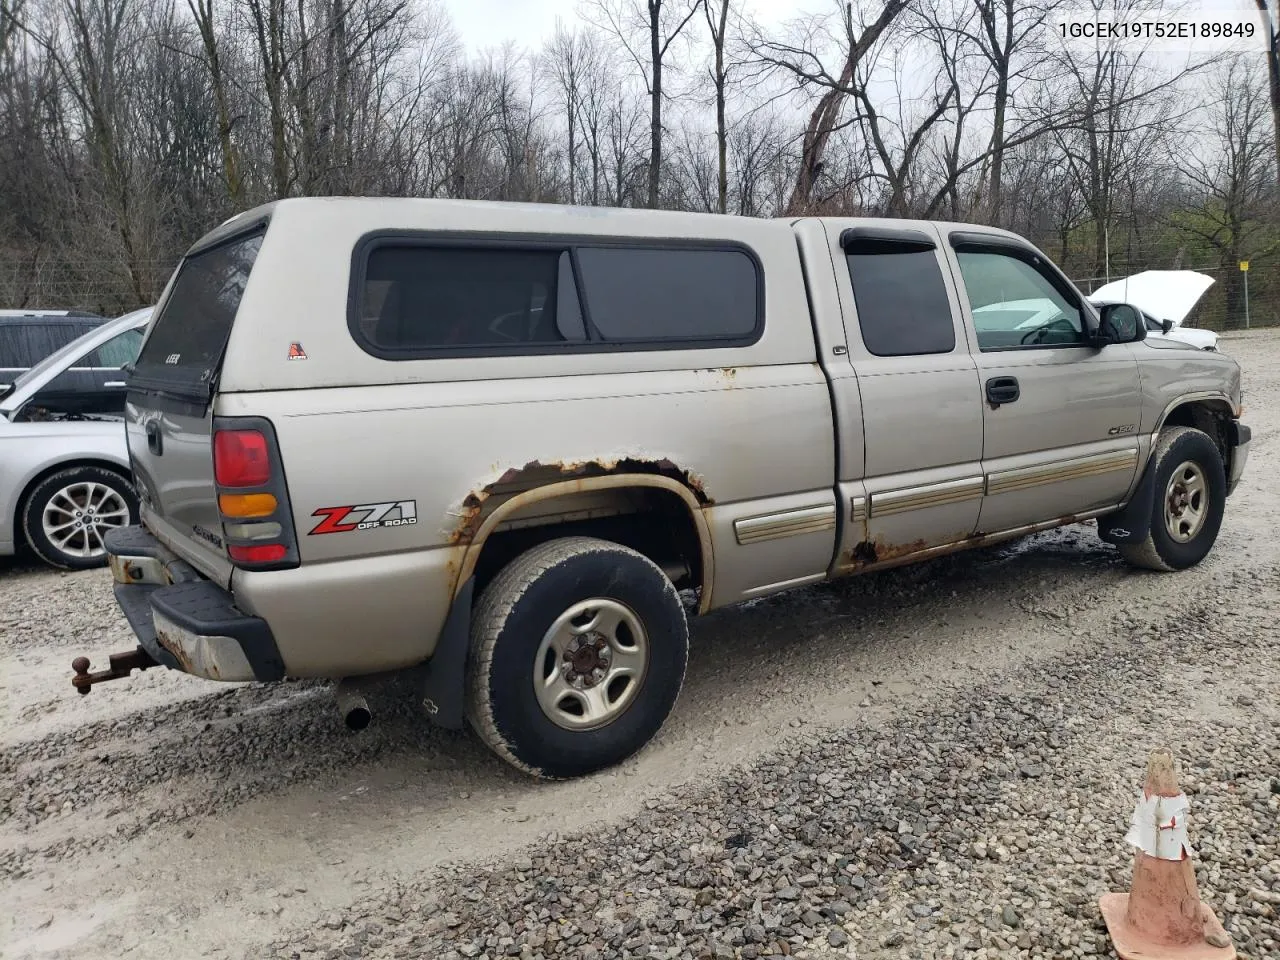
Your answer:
[131,227,266,396]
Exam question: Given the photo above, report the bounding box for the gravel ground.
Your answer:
[2,330,1279,960]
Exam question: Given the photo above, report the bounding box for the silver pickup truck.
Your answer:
[75,198,1249,779]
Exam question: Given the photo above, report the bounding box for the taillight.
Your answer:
[211,418,299,571]
[214,430,271,487]
[228,543,287,563]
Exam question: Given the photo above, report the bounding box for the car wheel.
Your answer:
[1118,426,1226,572]
[466,536,689,779]
[22,465,138,570]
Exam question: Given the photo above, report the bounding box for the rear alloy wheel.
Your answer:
[466,536,689,779]
[1117,426,1226,572]
[22,466,139,570]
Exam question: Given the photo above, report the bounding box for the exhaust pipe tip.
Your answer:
[344,702,372,731]
[335,679,372,732]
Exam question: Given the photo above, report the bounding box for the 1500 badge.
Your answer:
[309,500,417,535]
[1108,424,1137,436]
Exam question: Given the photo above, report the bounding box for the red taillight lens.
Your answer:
[214,430,271,487]
[228,543,287,564]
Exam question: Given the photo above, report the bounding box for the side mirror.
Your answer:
[1093,303,1145,346]
[1161,318,1175,335]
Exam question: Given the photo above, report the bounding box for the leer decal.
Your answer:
[309,500,417,535]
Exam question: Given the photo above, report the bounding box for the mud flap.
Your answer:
[1098,459,1157,545]
[419,576,474,730]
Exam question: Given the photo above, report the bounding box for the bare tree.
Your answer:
[702,0,729,213]
[745,0,909,214]
[1052,37,1185,276]
[586,0,702,208]
[188,0,243,204]
[1176,58,1277,326]
[545,20,600,203]
[951,0,1066,223]
[46,0,160,304]
[1256,0,1280,186]
[241,0,290,196]
[574,31,624,204]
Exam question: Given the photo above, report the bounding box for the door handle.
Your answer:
[986,376,1020,406]
[104,381,127,388]
[145,419,163,456]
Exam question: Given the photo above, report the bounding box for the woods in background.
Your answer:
[0,0,1276,327]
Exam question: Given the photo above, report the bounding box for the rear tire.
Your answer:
[22,465,139,570]
[465,536,689,779]
[1118,426,1225,572]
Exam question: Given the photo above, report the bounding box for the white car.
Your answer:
[1089,271,1219,351]
[0,307,153,569]
[970,272,1220,351]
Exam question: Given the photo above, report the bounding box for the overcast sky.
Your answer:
[443,0,1269,55]
[444,0,821,54]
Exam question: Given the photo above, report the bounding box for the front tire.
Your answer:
[1118,426,1226,572]
[22,465,139,570]
[465,536,689,779]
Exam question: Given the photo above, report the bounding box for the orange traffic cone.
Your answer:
[1099,748,1235,959]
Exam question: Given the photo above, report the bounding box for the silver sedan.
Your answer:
[0,307,152,569]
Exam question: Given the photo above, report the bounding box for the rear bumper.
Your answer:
[104,525,284,682]
[1227,420,1250,497]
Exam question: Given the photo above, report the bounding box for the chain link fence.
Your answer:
[1072,259,1278,332]
[0,259,176,317]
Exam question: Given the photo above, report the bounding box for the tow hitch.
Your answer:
[71,647,158,694]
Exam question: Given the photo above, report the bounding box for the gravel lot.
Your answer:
[3,331,1279,960]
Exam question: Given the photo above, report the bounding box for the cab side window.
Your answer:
[954,248,1085,351]
[845,238,956,357]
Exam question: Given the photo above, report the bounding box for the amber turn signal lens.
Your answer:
[219,493,277,518]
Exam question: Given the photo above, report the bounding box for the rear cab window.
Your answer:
[131,227,265,397]
[349,235,763,357]
[844,234,956,356]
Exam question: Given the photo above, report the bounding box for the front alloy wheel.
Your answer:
[23,466,139,570]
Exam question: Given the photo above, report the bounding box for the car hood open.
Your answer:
[1088,270,1215,327]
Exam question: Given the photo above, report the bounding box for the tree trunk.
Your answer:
[189,0,243,205]
[333,0,351,190]
[567,98,577,203]
[710,0,728,214]
[247,0,290,198]
[789,58,850,215]
[786,0,907,214]
[647,0,662,208]
[985,0,1014,225]
[1258,0,1280,187]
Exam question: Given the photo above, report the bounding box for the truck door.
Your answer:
[942,231,1142,533]
[826,222,986,567]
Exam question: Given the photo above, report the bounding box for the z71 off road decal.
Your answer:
[309,500,417,535]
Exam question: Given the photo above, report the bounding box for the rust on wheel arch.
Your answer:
[446,457,712,548]
[447,459,715,614]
